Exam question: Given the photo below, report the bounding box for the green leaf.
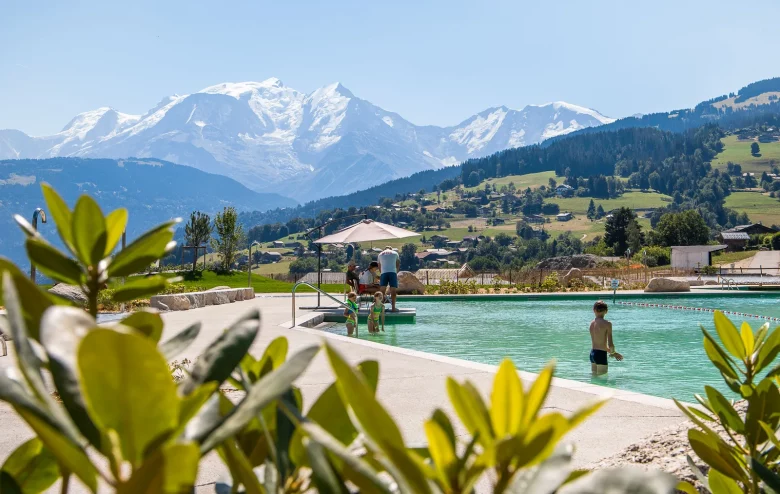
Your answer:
[71,195,107,266]
[513,413,568,468]
[104,208,128,257]
[25,238,83,286]
[325,344,431,493]
[757,325,780,375]
[118,441,200,494]
[430,409,456,452]
[424,419,456,489]
[17,409,98,493]
[704,386,744,434]
[506,444,573,494]
[111,275,168,303]
[745,378,780,445]
[300,421,392,494]
[0,257,66,341]
[558,466,678,494]
[751,456,780,493]
[120,310,164,342]
[78,329,179,467]
[0,438,59,494]
[713,311,746,360]
[252,336,288,379]
[2,274,81,444]
[216,440,263,494]
[490,359,523,437]
[707,468,743,494]
[675,481,698,494]
[179,382,219,427]
[740,322,755,357]
[305,438,349,494]
[289,360,377,467]
[687,429,746,482]
[159,322,201,360]
[179,310,260,396]
[41,183,75,253]
[447,378,493,446]
[197,345,319,452]
[703,338,739,381]
[108,221,177,277]
[523,362,555,429]
[39,307,102,449]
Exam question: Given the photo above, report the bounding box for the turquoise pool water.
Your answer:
[323,295,780,401]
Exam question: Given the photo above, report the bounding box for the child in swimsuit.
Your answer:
[344,292,359,336]
[589,300,624,375]
[368,291,385,334]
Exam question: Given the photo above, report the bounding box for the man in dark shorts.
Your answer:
[589,300,624,375]
[377,246,400,312]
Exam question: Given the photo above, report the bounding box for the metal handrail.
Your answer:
[292,282,358,336]
[721,278,737,290]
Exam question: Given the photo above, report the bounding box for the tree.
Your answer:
[653,210,710,246]
[586,199,596,221]
[289,256,318,274]
[184,211,212,272]
[751,142,760,156]
[626,220,643,256]
[399,243,419,271]
[596,204,605,219]
[212,206,244,272]
[548,177,557,189]
[604,207,639,256]
[494,232,513,247]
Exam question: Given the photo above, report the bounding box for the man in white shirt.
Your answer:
[377,246,400,312]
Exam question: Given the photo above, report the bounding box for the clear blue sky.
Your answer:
[3,0,780,136]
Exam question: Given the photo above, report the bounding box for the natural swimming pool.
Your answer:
[322,294,780,401]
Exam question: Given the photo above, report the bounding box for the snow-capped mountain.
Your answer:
[0,79,614,201]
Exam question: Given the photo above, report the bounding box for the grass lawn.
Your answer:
[251,260,292,275]
[463,171,557,192]
[155,270,343,294]
[711,250,757,266]
[711,135,780,173]
[548,191,672,214]
[724,191,780,227]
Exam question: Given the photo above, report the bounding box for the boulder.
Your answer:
[562,268,583,286]
[48,284,87,305]
[397,271,426,295]
[535,254,600,271]
[644,277,691,293]
[213,292,230,305]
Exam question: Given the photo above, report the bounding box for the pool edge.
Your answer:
[281,311,686,412]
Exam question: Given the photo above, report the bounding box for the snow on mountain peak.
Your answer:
[530,101,615,124]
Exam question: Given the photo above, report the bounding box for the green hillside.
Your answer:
[724,191,780,227]
[711,135,780,173]
[463,171,556,192]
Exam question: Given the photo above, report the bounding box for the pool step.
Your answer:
[305,306,416,324]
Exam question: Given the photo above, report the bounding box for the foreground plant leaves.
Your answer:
[118,442,200,494]
[0,438,59,494]
[78,329,179,468]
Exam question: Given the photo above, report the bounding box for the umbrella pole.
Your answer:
[317,228,322,307]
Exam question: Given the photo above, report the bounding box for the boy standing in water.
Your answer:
[589,300,624,375]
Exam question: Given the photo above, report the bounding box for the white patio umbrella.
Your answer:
[314,219,420,244]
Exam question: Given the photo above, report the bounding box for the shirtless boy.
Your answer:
[589,300,624,375]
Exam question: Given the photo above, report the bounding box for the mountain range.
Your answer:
[0,78,614,201]
[0,157,296,268]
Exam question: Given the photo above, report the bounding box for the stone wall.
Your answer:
[150,287,255,311]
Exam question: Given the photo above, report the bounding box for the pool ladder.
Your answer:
[721,278,737,290]
[291,281,359,336]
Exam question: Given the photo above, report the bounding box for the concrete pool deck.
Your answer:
[0,293,690,492]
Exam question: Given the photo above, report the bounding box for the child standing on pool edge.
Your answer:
[589,300,624,375]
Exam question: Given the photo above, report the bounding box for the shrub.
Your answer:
[540,272,562,292]
[0,184,698,493]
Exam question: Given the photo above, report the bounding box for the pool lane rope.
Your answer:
[615,301,780,322]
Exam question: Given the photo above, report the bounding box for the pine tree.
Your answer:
[596,204,605,219]
[587,199,596,221]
